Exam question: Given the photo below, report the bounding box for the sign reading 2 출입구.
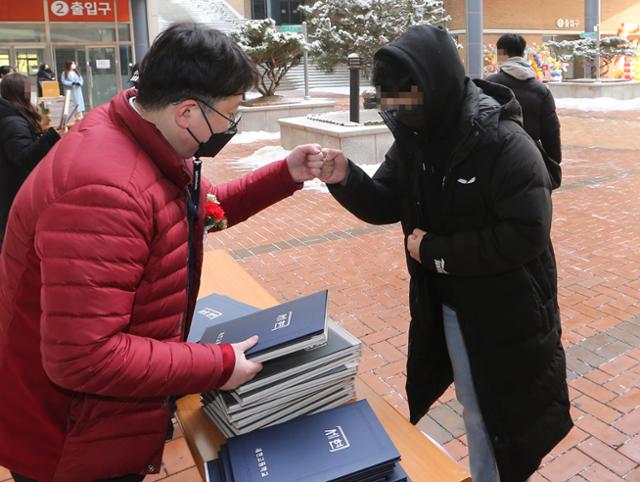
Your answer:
[48,0,130,22]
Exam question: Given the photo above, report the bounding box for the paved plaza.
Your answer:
[2,93,639,481]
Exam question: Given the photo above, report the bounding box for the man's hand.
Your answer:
[219,336,263,390]
[407,228,427,264]
[286,144,324,182]
[319,148,349,185]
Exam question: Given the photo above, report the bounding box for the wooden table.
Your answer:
[176,249,471,482]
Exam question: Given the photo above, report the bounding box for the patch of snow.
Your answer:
[555,97,640,112]
[230,131,281,144]
[233,146,290,170]
[244,91,263,100]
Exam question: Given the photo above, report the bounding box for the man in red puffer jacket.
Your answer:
[0,23,324,481]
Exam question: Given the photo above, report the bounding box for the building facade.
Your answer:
[444,0,640,77]
[0,0,147,109]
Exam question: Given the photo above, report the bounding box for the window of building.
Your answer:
[50,23,117,42]
[279,0,303,24]
[252,0,267,19]
[0,23,46,42]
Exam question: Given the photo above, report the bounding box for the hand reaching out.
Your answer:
[219,336,263,390]
[286,144,324,182]
[319,148,349,185]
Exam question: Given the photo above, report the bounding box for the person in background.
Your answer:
[0,73,60,246]
[321,25,571,482]
[60,60,85,119]
[36,63,56,98]
[128,62,140,88]
[487,34,562,169]
[0,66,16,89]
[0,23,324,482]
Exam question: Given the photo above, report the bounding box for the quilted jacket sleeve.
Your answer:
[327,145,403,225]
[539,89,562,164]
[203,159,303,227]
[35,184,235,397]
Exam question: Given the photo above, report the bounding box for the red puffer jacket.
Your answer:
[0,89,302,481]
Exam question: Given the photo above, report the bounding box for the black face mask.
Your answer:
[187,104,236,159]
[396,109,425,132]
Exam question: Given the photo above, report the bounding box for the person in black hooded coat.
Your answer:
[320,25,572,482]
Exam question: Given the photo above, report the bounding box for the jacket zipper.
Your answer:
[441,123,481,190]
[183,186,196,338]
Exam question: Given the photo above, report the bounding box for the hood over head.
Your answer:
[373,25,466,141]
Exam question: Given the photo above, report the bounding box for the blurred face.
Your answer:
[71,62,76,70]
[378,85,423,112]
[378,85,425,131]
[497,49,510,64]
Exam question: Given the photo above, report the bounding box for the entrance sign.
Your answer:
[47,0,130,22]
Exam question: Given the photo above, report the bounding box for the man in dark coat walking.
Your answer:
[487,34,562,169]
[320,25,572,482]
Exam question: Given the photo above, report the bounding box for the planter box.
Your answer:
[238,99,336,133]
[279,114,393,166]
[547,80,640,99]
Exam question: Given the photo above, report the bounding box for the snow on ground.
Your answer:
[555,97,640,111]
[233,146,290,170]
[230,131,281,144]
[234,146,382,193]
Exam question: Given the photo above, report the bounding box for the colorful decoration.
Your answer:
[483,42,567,82]
[483,44,498,76]
[528,44,567,82]
[613,23,640,80]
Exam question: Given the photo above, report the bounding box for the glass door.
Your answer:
[54,47,89,105]
[87,46,118,109]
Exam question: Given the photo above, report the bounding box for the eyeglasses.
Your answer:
[195,98,241,132]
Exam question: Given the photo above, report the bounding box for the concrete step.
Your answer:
[279,61,370,91]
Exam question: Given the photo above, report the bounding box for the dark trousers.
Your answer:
[11,472,145,482]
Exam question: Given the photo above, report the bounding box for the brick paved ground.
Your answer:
[2,93,639,481]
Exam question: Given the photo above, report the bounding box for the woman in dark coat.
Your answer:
[324,25,572,482]
[0,73,60,245]
[36,63,56,97]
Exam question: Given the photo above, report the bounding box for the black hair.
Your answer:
[371,53,413,93]
[496,34,527,57]
[137,23,258,110]
[0,66,13,78]
[0,73,42,134]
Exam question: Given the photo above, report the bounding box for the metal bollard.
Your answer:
[348,53,361,124]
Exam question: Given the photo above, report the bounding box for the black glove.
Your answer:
[73,82,81,86]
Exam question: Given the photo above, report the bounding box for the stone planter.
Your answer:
[279,111,393,166]
[238,98,336,133]
[547,80,640,99]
